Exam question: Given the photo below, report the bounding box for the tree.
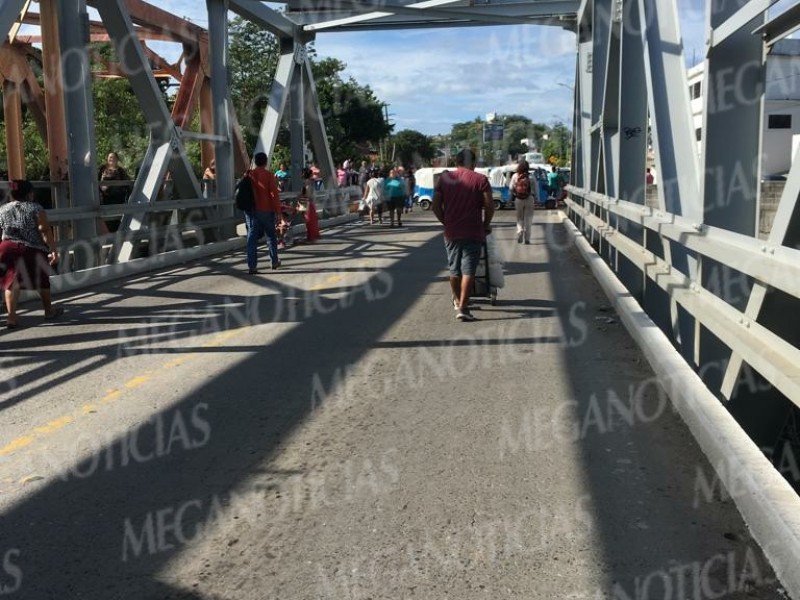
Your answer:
[310,58,391,165]
[228,16,280,149]
[93,77,150,175]
[541,122,572,166]
[392,129,437,167]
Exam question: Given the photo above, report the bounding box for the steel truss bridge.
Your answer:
[2,0,800,596]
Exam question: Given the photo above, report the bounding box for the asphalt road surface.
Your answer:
[0,210,788,599]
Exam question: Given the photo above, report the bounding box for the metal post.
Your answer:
[289,51,305,194]
[39,0,70,208]
[57,0,99,269]
[207,0,235,238]
[2,81,25,180]
[0,0,26,42]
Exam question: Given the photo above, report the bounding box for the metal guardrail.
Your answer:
[564,186,800,410]
[0,180,362,270]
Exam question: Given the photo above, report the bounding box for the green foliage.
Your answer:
[271,145,290,170]
[392,129,437,167]
[93,77,150,174]
[541,122,571,166]
[447,115,571,166]
[311,58,391,165]
[228,16,280,147]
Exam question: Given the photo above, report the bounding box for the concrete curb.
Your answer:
[51,213,361,295]
[562,214,800,598]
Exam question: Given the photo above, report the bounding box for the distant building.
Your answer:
[688,39,800,177]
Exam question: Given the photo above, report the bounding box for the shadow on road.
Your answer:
[0,224,443,598]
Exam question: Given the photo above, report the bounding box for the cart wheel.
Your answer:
[420,199,432,210]
[494,200,502,210]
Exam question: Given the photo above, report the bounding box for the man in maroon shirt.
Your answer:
[432,149,494,321]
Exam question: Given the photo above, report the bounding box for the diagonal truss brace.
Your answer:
[0,0,27,43]
[94,0,207,262]
[254,42,336,192]
[720,151,800,399]
[305,0,464,31]
[229,0,299,40]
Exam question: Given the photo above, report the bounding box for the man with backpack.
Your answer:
[238,152,282,274]
[509,160,535,244]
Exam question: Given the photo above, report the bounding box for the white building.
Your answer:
[688,39,800,177]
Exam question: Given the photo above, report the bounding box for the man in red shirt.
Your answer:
[245,152,282,273]
[432,149,494,322]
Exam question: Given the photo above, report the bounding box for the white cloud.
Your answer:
[83,2,707,136]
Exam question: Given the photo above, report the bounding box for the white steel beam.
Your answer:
[0,0,26,42]
[95,0,207,206]
[229,0,299,39]
[700,0,766,398]
[254,45,296,160]
[57,0,100,269]
[115,141,172,262]
[289,58,305,193]
[577,38,593,188]
[207,0,235,238]
[297,2,578,26]
[709,0,775,49]
[304,0,463,31]
[638,0,700,219]
[566,194,800,407]
[302,58,337,196]
[721,147,800,398]
[616,0,647,206]
[753,2,800,46]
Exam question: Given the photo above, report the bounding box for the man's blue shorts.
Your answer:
[444,239,482,277]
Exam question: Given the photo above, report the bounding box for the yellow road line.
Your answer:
[0,327,246,462]
[125,375,151,389]
[33,416,73,435]
[0,436,34,456]
[310,273,344,291]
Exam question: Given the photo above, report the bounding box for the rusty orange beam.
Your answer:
[199,79,215,170]
[142,42,183,81]
[3,80,25,179]
[21,70,48,142]
[84,0,208,46]
[171,46,203,129]
[23,10,191,43]
[38,1,68,183]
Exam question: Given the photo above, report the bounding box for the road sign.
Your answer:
[483,123,504,142]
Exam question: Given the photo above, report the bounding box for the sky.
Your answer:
[89,0,712,136]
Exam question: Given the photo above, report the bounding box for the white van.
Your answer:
[521,151,550,171]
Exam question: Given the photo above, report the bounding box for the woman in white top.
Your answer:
[508,160,535,244]
[362,169,385,225]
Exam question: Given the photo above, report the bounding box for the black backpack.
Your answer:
[514,172,531,198]
[234,172,254,211]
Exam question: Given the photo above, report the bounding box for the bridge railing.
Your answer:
[0,180,357,275]
[565,186,800,411]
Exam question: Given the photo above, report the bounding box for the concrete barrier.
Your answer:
[563,213,800,599]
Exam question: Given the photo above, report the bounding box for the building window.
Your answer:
[695,128,702,141]
[769,114,792,129]
[691,82,701,99]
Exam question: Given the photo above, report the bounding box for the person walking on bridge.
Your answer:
[432,149,494,322]
[245,152,282,274]
[509,160,534,244]
[0,180,63,328]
